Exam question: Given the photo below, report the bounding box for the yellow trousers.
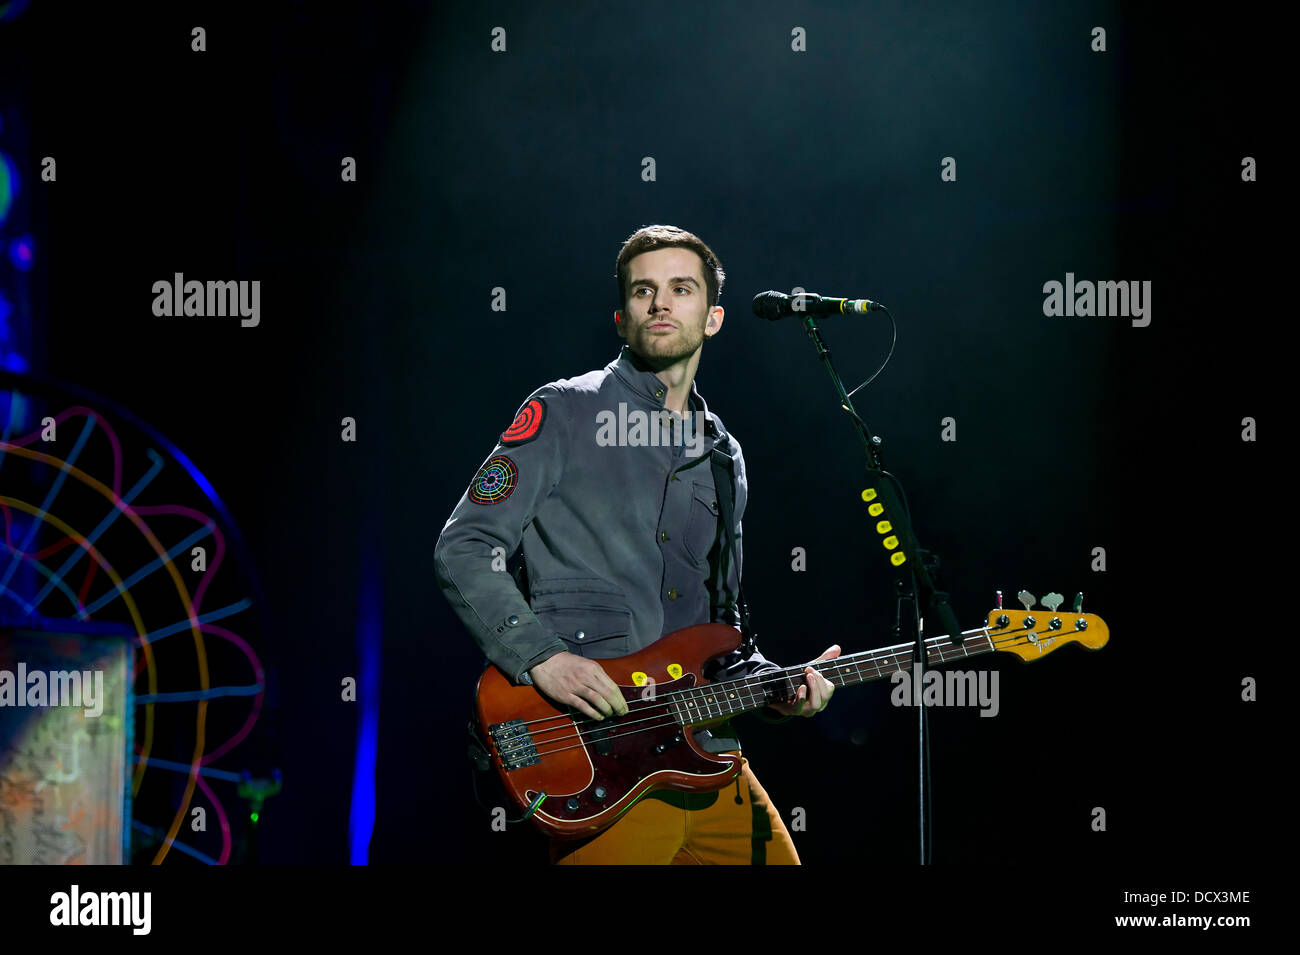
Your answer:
[550,754,801,865]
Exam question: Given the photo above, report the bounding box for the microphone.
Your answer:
[752,290,885,320]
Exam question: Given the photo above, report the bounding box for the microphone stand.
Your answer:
[795,312,963,865]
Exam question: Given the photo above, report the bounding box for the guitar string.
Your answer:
[522,640,989,762]
[497,627,1061,762]
[507,627,1000,747]
[519,629,1004,745]
[525,630,1027,755]
[512,625,1026,744]
[518,629,1056,762]
[508,624,1028,734]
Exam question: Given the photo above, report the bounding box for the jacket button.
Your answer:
[507,615,519,626]
[575,630,585,640]
[660,531,669,542]
[655,388,665,398]
[668,589,678,600]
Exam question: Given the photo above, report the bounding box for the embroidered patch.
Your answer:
[502,397,546,445]
[469,455,519,504]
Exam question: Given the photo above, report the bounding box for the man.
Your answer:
[434,224,838,864]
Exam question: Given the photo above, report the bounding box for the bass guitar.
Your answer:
[474,594,1108,839]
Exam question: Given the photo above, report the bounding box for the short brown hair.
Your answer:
[615,225,725,309]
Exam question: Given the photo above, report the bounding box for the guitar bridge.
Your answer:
[489,718,540,770]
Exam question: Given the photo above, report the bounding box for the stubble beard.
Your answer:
[632,321,705,367]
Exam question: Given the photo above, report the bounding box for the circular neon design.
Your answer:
[0,375,267,866]
[469,455,518,504]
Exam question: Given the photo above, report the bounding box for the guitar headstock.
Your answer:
[985,590,1109,661]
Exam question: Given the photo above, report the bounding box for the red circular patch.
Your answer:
[502,397,546,445]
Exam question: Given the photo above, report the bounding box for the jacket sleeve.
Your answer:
[434,384,571,683]
[704,436,783,683]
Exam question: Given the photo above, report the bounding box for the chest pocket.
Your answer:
[682,480,721,565]
[530,577,632,658]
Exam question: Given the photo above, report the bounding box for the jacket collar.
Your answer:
[608,345,724,442]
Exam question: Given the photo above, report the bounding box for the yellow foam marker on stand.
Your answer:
[666,664,683,679]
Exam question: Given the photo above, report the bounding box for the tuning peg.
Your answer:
[1042,592,1064,612]
[1017,590,1036,611]
[1073,592,1084,613]
[995,590,1003,610]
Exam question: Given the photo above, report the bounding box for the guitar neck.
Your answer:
[669,627,997,726]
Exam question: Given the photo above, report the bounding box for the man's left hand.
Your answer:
[768,645,839,718]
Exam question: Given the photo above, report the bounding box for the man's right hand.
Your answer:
[529,652,628,721]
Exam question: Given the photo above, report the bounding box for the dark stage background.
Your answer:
[0,1,1278,870]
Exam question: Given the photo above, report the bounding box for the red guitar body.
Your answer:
[474,623,746,839]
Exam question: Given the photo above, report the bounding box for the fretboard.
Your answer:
[666,628,997,725]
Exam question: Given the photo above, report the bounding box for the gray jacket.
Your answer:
[435,345,782,747]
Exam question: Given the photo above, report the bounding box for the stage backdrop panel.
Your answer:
[0,629,131,864]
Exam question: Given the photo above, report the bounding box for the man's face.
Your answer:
[617,247,722,365]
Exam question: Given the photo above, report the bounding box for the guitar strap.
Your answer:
[709,443,756,658]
